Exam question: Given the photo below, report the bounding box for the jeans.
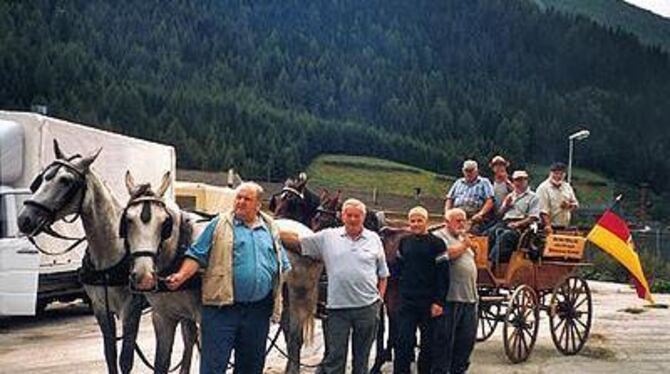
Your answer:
[200,293,273,374]
[394,302,435,374]
[432,302,477,374]
[322,300,381,374]
[488,223,520,263]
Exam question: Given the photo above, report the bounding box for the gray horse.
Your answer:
[17,140,143,374]
[121,170,201,374]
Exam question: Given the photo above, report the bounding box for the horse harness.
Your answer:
[119,195,200,293]
[23,156,90,255]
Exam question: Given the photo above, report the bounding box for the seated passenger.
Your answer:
[445,160,494,234]
[489,155,514,220]
[488,170,540,264]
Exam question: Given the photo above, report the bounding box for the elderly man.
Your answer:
[536,162,579,234]
[166,182,291,374]
[488,170,540,264]
[393,206,449,374]
[432,208,478,374]
[489,155,514,217]
[445,160,494,234]
[286,198,389,374]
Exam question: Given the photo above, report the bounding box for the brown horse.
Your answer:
[271,174,401,373]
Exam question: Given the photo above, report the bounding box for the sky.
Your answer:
[624,0,670,18]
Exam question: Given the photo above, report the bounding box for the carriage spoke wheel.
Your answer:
[549,276,592,355]
[503,285,540,363]
[476,301,500,342]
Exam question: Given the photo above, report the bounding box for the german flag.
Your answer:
[587,209,654,303]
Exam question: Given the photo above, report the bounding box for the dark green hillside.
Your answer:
[1,0,669,205]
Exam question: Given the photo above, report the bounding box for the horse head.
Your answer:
[269,172,319,226]
[18,139,101,236]
[120,170,182,292]
[311,189,342,231]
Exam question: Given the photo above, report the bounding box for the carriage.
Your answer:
[470,227,592,363]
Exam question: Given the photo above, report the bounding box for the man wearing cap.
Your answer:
[393,206,449,374]
[489,155,514,217]
[536,162,579,234]
[445,160,494,234]
[488,170,540,264]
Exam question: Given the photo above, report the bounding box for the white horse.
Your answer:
[121,170,201,374]
[17,140,143,374]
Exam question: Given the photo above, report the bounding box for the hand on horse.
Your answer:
[279,231,302,254]
[431,303,444,318]
[165,272,186,291]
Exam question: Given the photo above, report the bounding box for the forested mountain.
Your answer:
[534,0,670,52]
[1,0,669,194]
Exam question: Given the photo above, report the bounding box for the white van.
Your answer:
[0,111,176,316]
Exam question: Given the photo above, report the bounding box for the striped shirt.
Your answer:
[446,176,494,216]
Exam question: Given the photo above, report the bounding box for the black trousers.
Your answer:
[432,302,477,374]
[394,302,434,374]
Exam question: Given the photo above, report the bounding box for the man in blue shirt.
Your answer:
[166,182,291,374]
[445,160,494,234]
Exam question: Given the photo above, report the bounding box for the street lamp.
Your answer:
[568,129,590,183]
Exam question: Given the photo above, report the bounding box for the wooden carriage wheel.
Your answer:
[549,276,592,355]
[476,289,502,342]
[476,300,500,342]
[503,285,540,363]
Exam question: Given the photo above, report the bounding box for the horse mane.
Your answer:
[177,211,193,250]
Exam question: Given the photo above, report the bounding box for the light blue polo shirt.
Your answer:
[300,227,389,309]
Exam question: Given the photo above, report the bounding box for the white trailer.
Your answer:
[0,111,176,316]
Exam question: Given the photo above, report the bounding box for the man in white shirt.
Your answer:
[536,162,579,234]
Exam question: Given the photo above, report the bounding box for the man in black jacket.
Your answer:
[393,206,450,374]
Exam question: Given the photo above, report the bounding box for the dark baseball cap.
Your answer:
[550,162,567,171]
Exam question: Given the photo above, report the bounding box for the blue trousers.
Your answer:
[200,294,273,374]
[488,223,520,263]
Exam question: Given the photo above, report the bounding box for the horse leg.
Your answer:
[281,306,303,374]
[151,311,178,374]
[370,304,386,374]
[119,297,143,374]
[93,308,119,374]
[178,319,198,374]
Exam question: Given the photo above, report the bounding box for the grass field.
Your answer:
[305,154,454,199]
[305,154,613,208]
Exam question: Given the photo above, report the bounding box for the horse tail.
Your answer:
[302,310,316,346]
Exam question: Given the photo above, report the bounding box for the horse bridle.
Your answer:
[119,196,175,293]
[279,186,304,200]
[120,196,174,258]
[26,157,87,221]
[23,157,88,255]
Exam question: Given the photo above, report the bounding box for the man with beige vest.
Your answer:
[166,182,291,374]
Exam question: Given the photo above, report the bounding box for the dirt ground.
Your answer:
[0,281,668,374]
